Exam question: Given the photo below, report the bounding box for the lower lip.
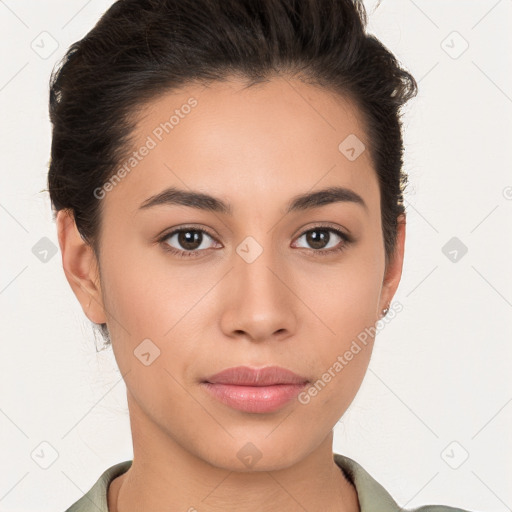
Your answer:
[201,382,308,413]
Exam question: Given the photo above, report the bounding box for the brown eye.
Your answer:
[159,227,219,258]
[303,229,331,249]
[175,230,203,250]
[293,226,352,256]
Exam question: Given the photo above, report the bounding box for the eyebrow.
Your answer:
[138,185,368,215]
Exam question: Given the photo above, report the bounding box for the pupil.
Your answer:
[307,229,328,249]
[179,230,201,250]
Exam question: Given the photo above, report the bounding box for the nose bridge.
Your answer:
[221,231,296,340]
[235,232,286,305]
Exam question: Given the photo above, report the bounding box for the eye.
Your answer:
[158,227,220,258]
[157,224,353,259]
[292,225,352,256]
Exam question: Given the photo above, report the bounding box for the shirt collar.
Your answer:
[334,452,401,512]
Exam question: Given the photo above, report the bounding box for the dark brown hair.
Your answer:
[47,0,418,344]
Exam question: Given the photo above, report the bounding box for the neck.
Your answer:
[108,391,360,512]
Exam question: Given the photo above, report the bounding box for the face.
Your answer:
[59,76,405,472]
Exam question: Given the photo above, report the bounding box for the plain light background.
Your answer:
[0,1,511,510]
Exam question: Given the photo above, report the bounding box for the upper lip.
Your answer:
[203,366,309,386]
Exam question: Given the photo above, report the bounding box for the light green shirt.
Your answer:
[64,453,474,511]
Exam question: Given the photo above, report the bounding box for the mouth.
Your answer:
[203,365,309,386]
[200,365,309,413]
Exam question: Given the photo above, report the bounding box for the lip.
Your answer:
[201,366,309,414]
[204,365,309,386]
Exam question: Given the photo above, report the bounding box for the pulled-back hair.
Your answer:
[47,0,417,344]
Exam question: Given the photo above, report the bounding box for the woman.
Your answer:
[48,0,474,510]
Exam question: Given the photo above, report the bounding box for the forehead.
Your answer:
[102,76,379,218]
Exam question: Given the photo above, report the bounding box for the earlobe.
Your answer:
[56,209,106,325]
[379,214,406,314]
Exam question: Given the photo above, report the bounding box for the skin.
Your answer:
[57,76,406,512]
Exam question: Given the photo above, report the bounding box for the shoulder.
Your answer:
[333,453,476,512]
[64,460,132,512]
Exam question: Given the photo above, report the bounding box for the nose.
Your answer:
[219,240,298,343]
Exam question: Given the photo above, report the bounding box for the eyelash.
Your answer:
[157,224,353,259]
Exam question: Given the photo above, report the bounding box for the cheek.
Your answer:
[301,239,384,412]
[307,241,384,340]
[98,248,203,422]
[298,297,377,430]
[100,235,204,337]
[98,237,216,388]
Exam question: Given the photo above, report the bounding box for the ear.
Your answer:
[56,209,106,325]
[378,214,406,315]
